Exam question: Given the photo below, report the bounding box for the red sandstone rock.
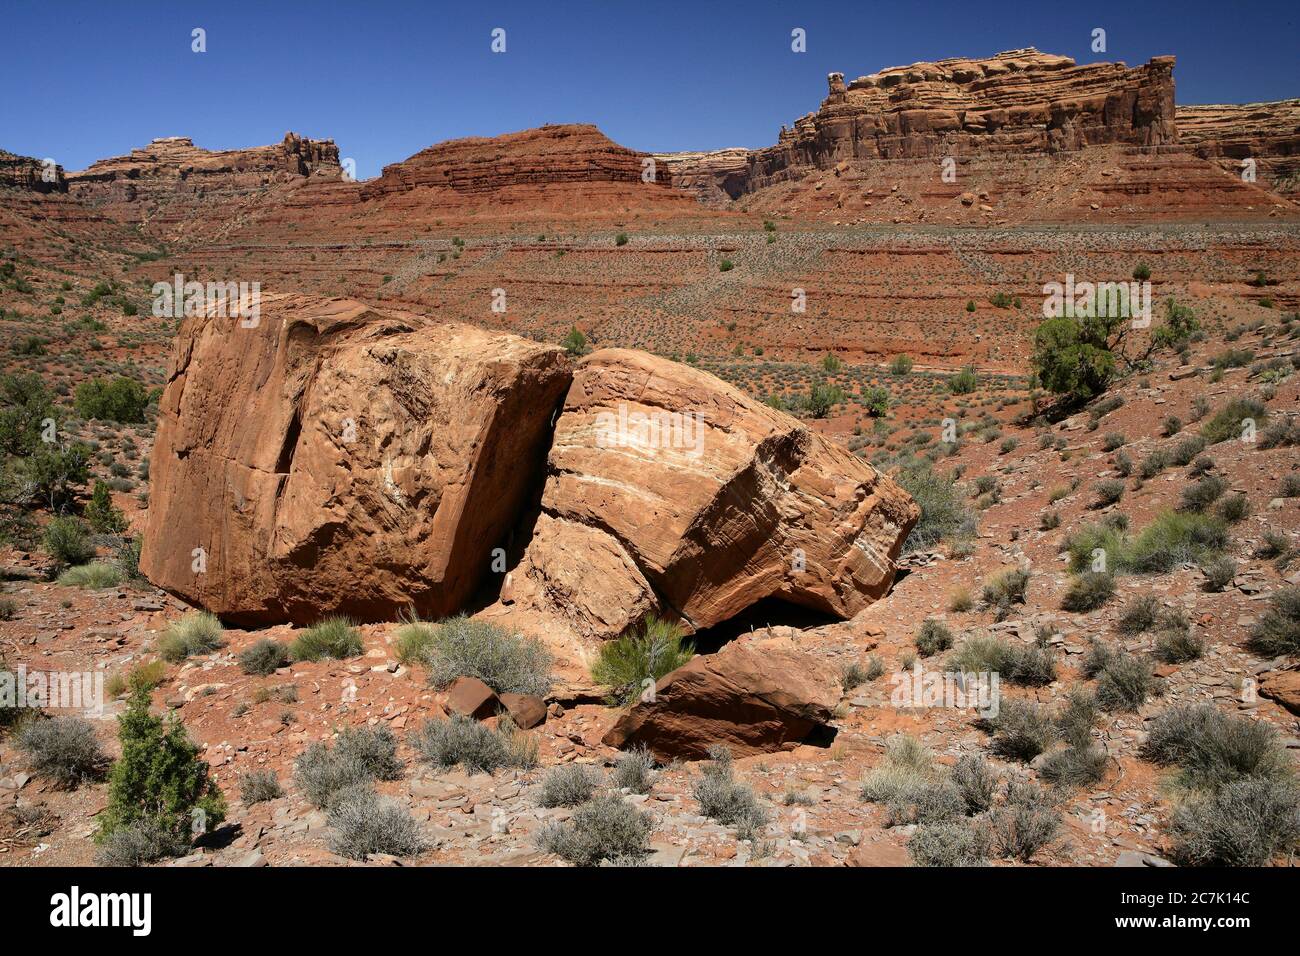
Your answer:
[500,348,918,640]
[140,293,571,625]
[497,692,547,729]
[1259,668,1300,716]
[445,677,500,719]
[601,634,840,759]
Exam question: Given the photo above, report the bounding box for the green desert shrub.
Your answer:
[1201,397,1265,444]
[57,561,123,589]
[1067,511,1227,575]
[896,464,974,554]
[237,638,290,676]
[393,613,435,666]
[16,715,106,788]
[423,615,553,696]
[980,567,1030,619]
[96,686,225,851]
[289,617,362,662]
[157,611,224,663]
[409,713,537,775]
[74,376,150,423]
[1060,571,1115,612]
[85,480,127,533]
[43,515,95,566]
[538,763,604,808]
[591,616,692,706]
[915,618,954,657]
[535,795,652,866]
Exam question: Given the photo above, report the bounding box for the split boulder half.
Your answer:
[497,347,920,639]
[140,293,572,625]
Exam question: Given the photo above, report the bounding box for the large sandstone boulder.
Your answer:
[601,635,840,760]
[496,348,918,640]
[141,293,571,625]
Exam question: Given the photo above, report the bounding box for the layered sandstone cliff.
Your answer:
[1177,100,1300,201]
[661,49,1177,199]
[0,150,66,193]
[67,132,340,202]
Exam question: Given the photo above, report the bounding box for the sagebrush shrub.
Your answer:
[984,701,1056,762]
[238,638,289,676]
[94,817,188,867]
[915,618,954,657]
[952,754,997,814]
[1094,651,1161,712]
[989,781,1061,862]
[239,769,283,804]
[328,785,425,860]
[612,746,655,794]
[294,743,372,809]
[335,725,403,781]
[1248,586,1300,655]
[16,716,105,788]
[908,820,992,867]
[1169,777,1300,866]
[408,714,537,774]
[694,746,769,839]
[535,795,652,866]
[538,763,603,808]
[423,615,553,696]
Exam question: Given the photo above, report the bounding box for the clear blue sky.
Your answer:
[2,0,1295,179]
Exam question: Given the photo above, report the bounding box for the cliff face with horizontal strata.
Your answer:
[662,49,1177,201]
[0,150,66,193]
[1177,100,1300,201]
[361,124,666,198]
[66,132,340,205]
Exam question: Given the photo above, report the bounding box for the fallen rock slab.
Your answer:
[601,635,840,760]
